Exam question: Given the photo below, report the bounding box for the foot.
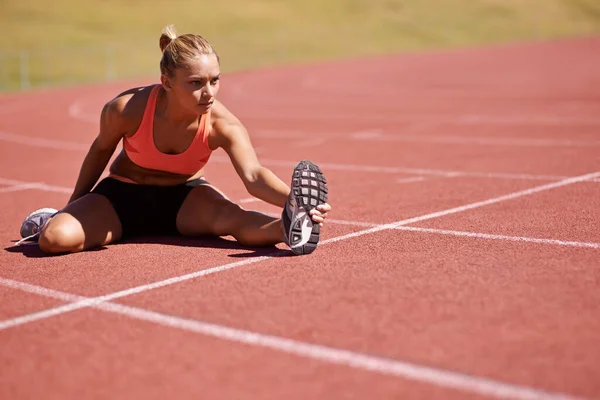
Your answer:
[17,207,58,245]
[282,160,328,255]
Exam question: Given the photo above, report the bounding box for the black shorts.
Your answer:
[91,177,209,238]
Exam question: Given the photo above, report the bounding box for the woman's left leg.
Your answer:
[176,184,283,247]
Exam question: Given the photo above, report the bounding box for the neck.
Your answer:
[158,88,199,124]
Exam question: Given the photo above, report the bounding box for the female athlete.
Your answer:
[20,25,330,256]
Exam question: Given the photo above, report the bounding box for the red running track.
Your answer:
[1,36,600,400]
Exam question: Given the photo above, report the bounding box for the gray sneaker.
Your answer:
[16,207,58,245]
[282,160,328,255]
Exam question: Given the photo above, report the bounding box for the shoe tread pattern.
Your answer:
[289,161,328,255]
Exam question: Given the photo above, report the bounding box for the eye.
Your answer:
[210,77,220,85]
[191,80,203,85]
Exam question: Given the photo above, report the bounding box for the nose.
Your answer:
[203,84,215,98]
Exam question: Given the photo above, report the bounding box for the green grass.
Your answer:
[1,0,599,91]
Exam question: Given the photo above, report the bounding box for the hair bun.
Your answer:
[159,24,178,53]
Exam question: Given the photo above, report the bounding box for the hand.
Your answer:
[309,203,331,227]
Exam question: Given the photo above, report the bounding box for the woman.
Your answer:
[21,25,330,256]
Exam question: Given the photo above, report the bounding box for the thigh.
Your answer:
[93,177,177,238]
[49,193,123,248]
[176,184,242,236]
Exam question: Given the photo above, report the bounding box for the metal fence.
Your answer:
[0,42,161,91]
[0,27,373,92]
[0,33,293,92]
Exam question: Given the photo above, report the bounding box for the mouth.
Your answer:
[198,101,213,107]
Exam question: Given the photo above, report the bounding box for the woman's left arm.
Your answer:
[209,103,289,207]
[209,102,330,224]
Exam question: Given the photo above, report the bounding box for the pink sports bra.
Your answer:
[123,85,212,175]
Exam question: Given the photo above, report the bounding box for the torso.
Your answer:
[108,85,217,186]
[109,151,206,186]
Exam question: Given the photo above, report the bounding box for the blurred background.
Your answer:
[1,0,599,92]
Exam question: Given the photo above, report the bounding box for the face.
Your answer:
[162,53,220,115]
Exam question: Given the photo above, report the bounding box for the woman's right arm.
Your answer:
[67,98,127,204]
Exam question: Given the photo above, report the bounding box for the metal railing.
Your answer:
[0,42,160,91]
[0,32,295,92]
[0,28,372,92]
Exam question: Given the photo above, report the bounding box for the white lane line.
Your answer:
[94,303,587,400]
[0,278,84,330]
[0,278,80,302]
[0,177,34,186]
[256,214,599,249]
[0,169,592,200]
[394,226,600,249]
[0,184,37,194]
[29,183,71,194]
[320,171,600,246]
[0,277,585,400]
[0,177,71,194]
[0,253,284,332]
[457,114,600,126]
[211,156,600,183]
[397,176,429,184]
[0,130,89,151]
[241,112,600,125]
[1,128,599,184]
[2,170,599,332]
[351,130,600,147]
[311,219,600,248]
[70,97,600,126]
[249,208,380,228]
[6,176,594,250]
[311,218,379,228]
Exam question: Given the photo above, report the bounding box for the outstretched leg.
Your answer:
[176,184,283,247]
[177,160,328,255]
[38,194,123,254]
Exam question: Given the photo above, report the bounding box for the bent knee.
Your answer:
[38,217,84,254]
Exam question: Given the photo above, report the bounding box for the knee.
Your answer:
[38,218,84,254]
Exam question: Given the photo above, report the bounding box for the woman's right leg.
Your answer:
[38,193,122,254]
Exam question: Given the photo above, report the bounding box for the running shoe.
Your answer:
[282,160,328,255]
[16,207,58,245]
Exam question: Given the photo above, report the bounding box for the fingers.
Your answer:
[316,203,331,212]
[310,212,325,224]
[310,202,331,225]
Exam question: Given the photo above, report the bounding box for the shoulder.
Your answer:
[209,99,242,129]
[100,85,157,132]
[207,100,250,150]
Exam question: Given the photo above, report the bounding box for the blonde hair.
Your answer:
[159,24,219,77]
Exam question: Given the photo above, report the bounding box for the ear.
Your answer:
[160,74,172,91]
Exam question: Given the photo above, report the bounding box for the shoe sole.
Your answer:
[286,160,328,255]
